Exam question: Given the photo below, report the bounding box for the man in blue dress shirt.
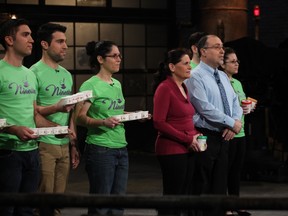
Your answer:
[185,35,242,215]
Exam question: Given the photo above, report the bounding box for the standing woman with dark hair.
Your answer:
[221,47,254,216]
[153,48,202,216]
[76,40,127,216]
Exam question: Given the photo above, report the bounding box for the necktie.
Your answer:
[214,70,231,116]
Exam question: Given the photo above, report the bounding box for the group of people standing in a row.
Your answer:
[0,18,132,216]
[0,18,254,216]
[153,32,255,216]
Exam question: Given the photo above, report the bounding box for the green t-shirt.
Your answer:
[231,78,245,137]
[0,60,38,151]
[190,60,198,70]
[79,76,127,148]
[30,60,73,144]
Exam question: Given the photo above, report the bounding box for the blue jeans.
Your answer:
[85,144,129,216]
[0,149,40,216]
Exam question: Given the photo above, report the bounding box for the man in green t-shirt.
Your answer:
[185,31,208,197]
[30,23,79,216]
[188,31,208,71]
[0,19,58,216]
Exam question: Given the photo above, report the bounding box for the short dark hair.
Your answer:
[188,31,208,51]
[37,22,67,45]
[0,19,30,50]
[196,35,210,58]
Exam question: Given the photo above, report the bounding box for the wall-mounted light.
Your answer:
[253,5,260,19]
[253,5,260,40]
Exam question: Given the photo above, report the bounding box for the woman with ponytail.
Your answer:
[152,48,202,216]
[76,40,127,216]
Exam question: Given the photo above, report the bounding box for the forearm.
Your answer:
[1,125,18,135]
[37,104,58,116]
[77,114,104,128]
[69,111,76,132]
[34,110,58,128]
[69,112,77,147]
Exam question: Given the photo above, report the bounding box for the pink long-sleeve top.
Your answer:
[153,76,198,155]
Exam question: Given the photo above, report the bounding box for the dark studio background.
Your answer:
[1,0,288,181]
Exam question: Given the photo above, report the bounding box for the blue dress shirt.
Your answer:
[185,61,242,132]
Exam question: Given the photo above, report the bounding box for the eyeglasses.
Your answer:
[225,60,240,64]
[104,54,122,59]
[203,45,225,51]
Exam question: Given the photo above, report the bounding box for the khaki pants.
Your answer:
[38,142,70,216]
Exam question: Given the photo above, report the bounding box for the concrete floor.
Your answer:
[61,151,288,216]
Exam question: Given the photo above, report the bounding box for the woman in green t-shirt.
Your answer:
[76,40,127,216]
[221,47,254,216]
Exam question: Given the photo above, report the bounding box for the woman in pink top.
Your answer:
[152,48,202,216]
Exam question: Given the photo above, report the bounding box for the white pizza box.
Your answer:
[60,95,77,105]
[0,119,15,128]
[81,90,93,99]
[114,115,123,121]
[113,114,130,122]
[132,111,149,120]
[129,112,142,120]
[140,111,149,118]
[112,111,149,122]
[31,126,68,136]
[121,114,130,122]
[59,90,93,105]
[0,118,7,127]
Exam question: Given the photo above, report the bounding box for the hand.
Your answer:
[5,125,38,141]
[69,129,77,145]
[242,105,250,115]
[103,117,120,128]
[188,134,202,152]
[251,103,257,112]
[68,129,80,169]
[222,128,235,141]
[70,146,80,169]
[232,119,242,134]
[146,113,152,120]
[56,99,75,113]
